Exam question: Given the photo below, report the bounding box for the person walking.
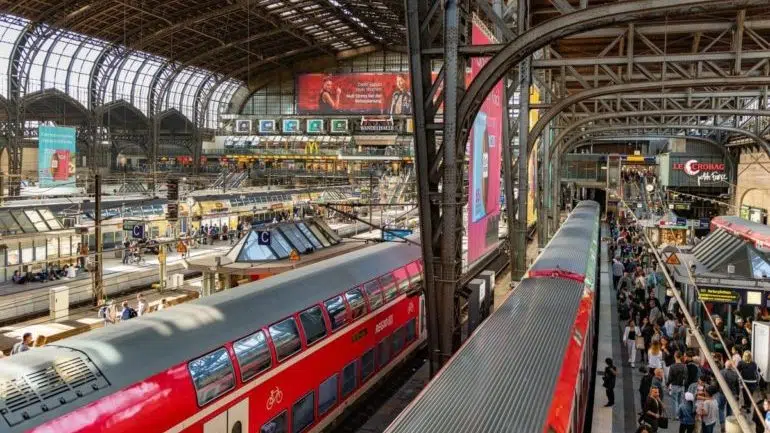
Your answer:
[643,387,665,432]
[668,351,688,419]
[738,351,760,411]
[699,386,719,433]
[602,358,618,407]
[678,392,696,433]
[623,319,641,367]
[612,258,624,290]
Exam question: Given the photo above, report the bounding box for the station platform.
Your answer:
[0,241,235,324]
[591,226,726,433]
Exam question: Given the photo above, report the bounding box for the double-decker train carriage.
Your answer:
[384,200,601,433]
[0,239,427,433]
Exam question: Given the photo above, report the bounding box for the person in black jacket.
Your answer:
[603,358,618,407]
[640,368,654,408]
[667,351,688,419]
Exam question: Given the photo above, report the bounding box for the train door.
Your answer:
[203,399,249,433]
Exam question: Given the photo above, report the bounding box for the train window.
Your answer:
[361,349,375,382]
[318,374,339,415]
[292,392,315,433]
[299,306,327,345]
[232,421,242,433]
[406,262,422,286]
[261,411,287,433]
[269,318,302,361]
[406,319,416,343]
[341,361,357,398]
[345,288,367,320]
[379,274,398,303]
[363,280,384,310]
[324,296,348,330]
[392,327,405,355]
[233,330,272,382]
[188,348,236,406]
[377,337,391,369]
[392,267,411,294]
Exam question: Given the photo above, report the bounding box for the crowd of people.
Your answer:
[605,212,770,433]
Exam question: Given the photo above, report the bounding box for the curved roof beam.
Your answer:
[556,124,767,159]
[529,76,770,158]
[456,0,768,157]
[553,109,770,155]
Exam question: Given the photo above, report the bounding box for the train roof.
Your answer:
[0,239,421,432]
[528,200,600,282]
[384,277,586,433]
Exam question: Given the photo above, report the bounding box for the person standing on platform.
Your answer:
[602,358,618,407]
[623,319,641,368]
[136,294,148,317]
[612,258,624,290]
[678,392,696,433]
[668,351,688,419]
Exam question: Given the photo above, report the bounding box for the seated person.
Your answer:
[66,265,77,278]
[11,270,26,284]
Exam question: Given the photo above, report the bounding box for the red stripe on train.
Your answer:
[543,290,594,433]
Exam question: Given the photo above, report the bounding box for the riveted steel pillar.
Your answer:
[513,0,531,279]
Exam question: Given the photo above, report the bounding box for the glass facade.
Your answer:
[0,14,242,125]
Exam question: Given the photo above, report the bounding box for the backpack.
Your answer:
[129,308,138,319]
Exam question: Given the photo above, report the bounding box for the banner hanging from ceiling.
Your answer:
[296,73,412,115]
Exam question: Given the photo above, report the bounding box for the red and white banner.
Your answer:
[296,73,412,115]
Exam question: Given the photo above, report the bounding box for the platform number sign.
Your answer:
[132,224,144,239]
[257,231,271,246]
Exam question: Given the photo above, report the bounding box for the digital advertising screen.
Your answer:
[38,126,76,189]
[296,73,412,115]
[466,20,503,265]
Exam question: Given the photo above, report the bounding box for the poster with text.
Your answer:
[296,73,412,115]
[467,20,503,265]
[38,126,76,188]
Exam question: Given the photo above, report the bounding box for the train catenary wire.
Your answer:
[384,200,602,433]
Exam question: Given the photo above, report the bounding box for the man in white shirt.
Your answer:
[612,258,624,290]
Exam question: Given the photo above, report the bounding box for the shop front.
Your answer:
[658,153,730,218]
[196,200,232,230]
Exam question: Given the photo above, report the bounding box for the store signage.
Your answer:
[740,205,750,220]
[360,116,395,131]
[698,287,741,304]
[331,119,348,133]
[672,159,727,186]
[259,120,276,133]
[123,220,141,231]
[235,119,252,133]
[283,119,300,133]
[307,119,324,133]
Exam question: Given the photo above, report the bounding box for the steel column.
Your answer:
[404,0,442,375]
[513,0,530,279]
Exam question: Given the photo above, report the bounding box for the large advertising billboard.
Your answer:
[467,20,503,265]
[38,126,76,188]
[296,73,412,115]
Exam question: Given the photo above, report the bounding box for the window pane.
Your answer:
[361,349,375,382]
[379,273,398,303]
[269,318,302,361]
[299,306,327,345]
[392,327,405,355]
[364,280,383,310]
[233,330,272,381]
[393,266,411,294]
[324,296,348,331]
[377,337,391,369]
[318,374,338,415]
[292,392,315,433]
[345,288,367,320]
[261,411,287,433]
[407,262,422,286]
[188,348,235,406]
[341,361,357,397]
[308,224,331,247]
[406,319,416,343]
[297,222,323,249]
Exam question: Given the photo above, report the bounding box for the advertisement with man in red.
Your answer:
[296,73,412,115]
[467,19,503,265]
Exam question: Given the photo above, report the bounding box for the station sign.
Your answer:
[382,228,413,241]
[698,287,741,304]
[123,220,142,231]
[256,231,271,246]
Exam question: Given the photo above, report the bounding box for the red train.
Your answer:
[0,240,426,433]
[383,201,602,433]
